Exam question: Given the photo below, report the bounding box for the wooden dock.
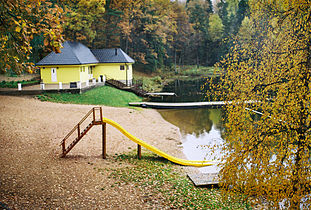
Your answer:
[129,101,227,109]
[188,173,219,186]
[146,92,176,96]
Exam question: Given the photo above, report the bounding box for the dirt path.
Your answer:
[0,96,183,209]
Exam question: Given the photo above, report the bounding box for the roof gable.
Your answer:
[36,41,98,66]
[91,48,135,63]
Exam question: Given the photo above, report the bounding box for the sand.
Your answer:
[0,96,183,209]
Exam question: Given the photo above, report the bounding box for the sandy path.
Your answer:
[0,96,183,209]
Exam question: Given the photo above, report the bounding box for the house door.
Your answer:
[51,68,57,82]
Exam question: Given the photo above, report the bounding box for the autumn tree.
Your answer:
[170,1,193,72]
[212,0,311,208]
[116,0,178,72]
[63,0,106,44]
[186,0,213,67]
[0,0,64,73]
[207,13,224,65]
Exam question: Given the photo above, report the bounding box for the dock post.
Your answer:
[137,144,141,159]
[102,123,106,159]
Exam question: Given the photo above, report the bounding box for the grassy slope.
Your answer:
[38,85,142,107]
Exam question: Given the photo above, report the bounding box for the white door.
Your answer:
[51,68,57,82]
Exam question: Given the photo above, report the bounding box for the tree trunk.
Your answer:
[174,48,177,74]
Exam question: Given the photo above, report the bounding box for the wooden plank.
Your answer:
[146,92,176,96]
[129,100,257,109]
[188,173,219,186]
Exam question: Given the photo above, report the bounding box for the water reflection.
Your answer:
[151,78,206,102]
[158,108,223,136]
[158,108,224,173]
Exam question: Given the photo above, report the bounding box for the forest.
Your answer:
[1,0,250,73]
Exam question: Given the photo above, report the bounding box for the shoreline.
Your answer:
[0,95,184,208]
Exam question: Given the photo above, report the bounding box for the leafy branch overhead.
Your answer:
[0,0,64,73]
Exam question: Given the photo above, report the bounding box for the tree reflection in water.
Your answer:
[158,108,225,173]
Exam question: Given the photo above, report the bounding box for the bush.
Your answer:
[0,79,39,88]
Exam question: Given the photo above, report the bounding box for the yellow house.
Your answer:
[36,41,134,86]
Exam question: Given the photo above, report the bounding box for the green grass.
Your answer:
[104,151,250,209]
[0,80,39,88]
[37,85,143,107]
[178,66,219,77]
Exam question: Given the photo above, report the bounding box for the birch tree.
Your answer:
[212,0,311,208]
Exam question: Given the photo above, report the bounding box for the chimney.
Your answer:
[115,48,118,56]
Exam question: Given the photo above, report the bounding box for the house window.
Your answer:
[120,65,125,70]
[81,66,86,72]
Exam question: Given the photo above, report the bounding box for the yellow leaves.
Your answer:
[213,1,311,208]
[15,26,21,32]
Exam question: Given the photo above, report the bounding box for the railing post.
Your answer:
[137,144,141,159]
[92,107,96,124]
[77,124,80,138]
[62,142,65,157]
[100,107,103,122]
[102,123,106,159]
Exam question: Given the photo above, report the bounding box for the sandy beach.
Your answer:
[0,95,183,209]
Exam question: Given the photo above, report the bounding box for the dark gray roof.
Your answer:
[91,48,135,63]
[36,41,99,66]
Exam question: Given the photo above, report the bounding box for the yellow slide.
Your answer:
[103,117,214,167]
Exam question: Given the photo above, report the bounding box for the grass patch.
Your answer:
[133,66,220,93]
[0,80,39,88]
[37,85,143,107]
[106,151,250,209]
[178,66,219,77]
[133,76,163,92]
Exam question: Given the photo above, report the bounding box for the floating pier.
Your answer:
[129,101,226,109]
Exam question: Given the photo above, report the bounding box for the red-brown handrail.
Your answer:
[78,108,94,125]
[61,124,78,145]
[61,107,103,157]
[61,108,94,145]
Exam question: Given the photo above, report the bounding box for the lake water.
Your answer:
[149,78,225,172]
[158,108,225,173]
